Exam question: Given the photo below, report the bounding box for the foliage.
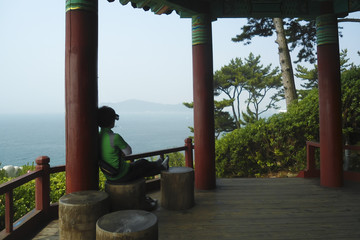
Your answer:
[295,49,351,94]
[0,180,37,231]
[214,100,237,139]
[215,88,319,177]
[295,64,318,91]
[50,172,66,203]
[216,57,360,178]
[0,168,6,180]
[147,152,186,168]
[232,18,317,64]
[0,177,36,231]
[342,65,360,143]
[183,100,236,139]
[295,49,360,142]
[0,163,68,231]
[185,53,282,137]
[214,58,247,127]
[0,148,187,231]
[215,53,282,126]
[99,170,106,191]
[168,152,186,167]
[240,53,282,123]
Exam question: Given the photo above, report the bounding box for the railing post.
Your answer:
[5,190,14,233]
[185,138,194,168]
[35,156,50,212]
[306,142,316,172]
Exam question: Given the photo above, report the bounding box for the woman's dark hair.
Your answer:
[98,106,118,128]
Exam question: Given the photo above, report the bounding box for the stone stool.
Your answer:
[96,210,158,240]
[59,190,109,240]
[161,167,194,210]
[105,178,146,211]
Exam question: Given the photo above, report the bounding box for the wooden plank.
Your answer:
[32,178,360,240]
[153,178,360,240]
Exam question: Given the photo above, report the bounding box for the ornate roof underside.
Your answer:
[108,0,360,20]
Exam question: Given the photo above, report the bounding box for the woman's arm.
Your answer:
[113,133,132,156]
[121,144,132,156]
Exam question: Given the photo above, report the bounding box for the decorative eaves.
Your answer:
[107,0,202,16]
[107,0,360,19]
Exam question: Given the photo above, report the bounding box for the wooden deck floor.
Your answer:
[33,178,360,240]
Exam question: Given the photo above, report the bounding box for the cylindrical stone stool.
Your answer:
[59,190,109,240]
[161,167,194,210]
[96,210,158,240]
[105,178,145,211]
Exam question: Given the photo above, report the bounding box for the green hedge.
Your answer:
[215,88,320,177]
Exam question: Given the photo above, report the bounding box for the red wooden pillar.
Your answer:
[317,9,343,187]
[65,0,99,193]
[192,14,216,190]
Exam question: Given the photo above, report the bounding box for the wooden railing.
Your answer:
[0,138,194,239]
[0,156,65,240]
[297,141,360,182]
[124,138,194,168]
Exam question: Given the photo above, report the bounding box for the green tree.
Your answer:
[295,49,352,98]
[186,52,282,134]
[215,53,282,126]
[215,57,360,178]
[183,100,236,139]
[214,58,247,128]
[232,17,359,106]
[240,53,282,123]
[341,64,360,144]
[214,100,237,138]
[232,18,310,106]
[232,18,317,63]
[215,88,320,178]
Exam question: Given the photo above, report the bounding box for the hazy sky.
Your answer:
[1,1,359,114]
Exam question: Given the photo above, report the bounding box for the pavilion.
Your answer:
[65,0,360,193]
[2,1,360,239]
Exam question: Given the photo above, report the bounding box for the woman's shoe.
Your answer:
[162,156,169,170]
[144,196,158,211]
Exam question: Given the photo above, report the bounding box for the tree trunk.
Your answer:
[273,18,297,107]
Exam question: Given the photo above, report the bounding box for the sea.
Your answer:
[0,112,193,167]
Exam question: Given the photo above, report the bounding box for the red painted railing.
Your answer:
[298,141,360,182]
[0,138,194,239]
[124,138,194,168]
[0,156,65,240]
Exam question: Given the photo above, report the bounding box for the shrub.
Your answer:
[0,177,36,231]
[0,163,67,231]
[215,89,320,177]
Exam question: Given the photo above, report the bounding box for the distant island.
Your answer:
[101,99,192,113]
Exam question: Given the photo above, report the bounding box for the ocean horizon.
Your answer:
[0,112,193,167]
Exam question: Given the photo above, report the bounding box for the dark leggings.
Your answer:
[111,159,162,183]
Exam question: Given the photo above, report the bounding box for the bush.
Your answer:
[168,152,186,167]
[0,177,36,231]
[0,163,68,231]
[215,89,320,177]
[50,172,66,203]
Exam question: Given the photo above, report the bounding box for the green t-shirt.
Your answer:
[99,128,130,181]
